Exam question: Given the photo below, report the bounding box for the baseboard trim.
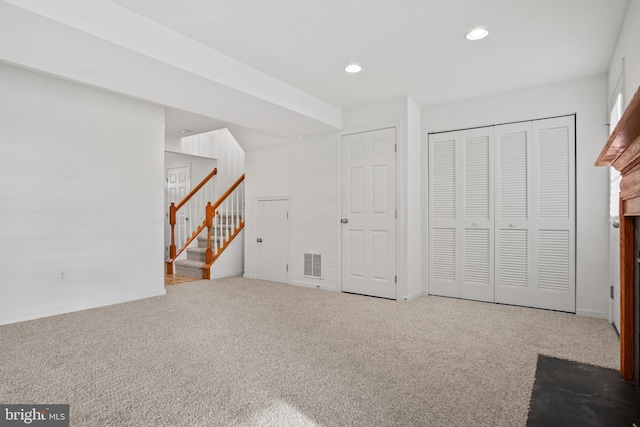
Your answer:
[210,270,244,280]
[289,280,337,292]
[400,290,426,302]
[243,274,257,280]
[0,288,166,326]
[576,309,608,319]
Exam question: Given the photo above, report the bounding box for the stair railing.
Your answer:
[202,174,245,279]
[167,168,217,274]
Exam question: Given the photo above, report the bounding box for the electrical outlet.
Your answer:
[57,271,66,282]
[330,257,336,267]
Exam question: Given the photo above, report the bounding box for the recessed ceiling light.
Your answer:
[465,27,489,41]
[345,64,362,74]
[180,129,191,135]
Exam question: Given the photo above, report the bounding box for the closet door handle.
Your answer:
[508,223,515,228]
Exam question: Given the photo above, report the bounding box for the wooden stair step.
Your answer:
[174,259,205,279]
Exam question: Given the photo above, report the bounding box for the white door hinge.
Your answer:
[395,275,397,284]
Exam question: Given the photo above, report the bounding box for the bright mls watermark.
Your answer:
[0,405,68,426]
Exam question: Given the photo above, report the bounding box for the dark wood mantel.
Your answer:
[595,86,640,381]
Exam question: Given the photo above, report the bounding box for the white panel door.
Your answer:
[256,199,289,284]
[428,131,461,298]
[341,128,397,299]
[611,219,620,328]
[532,116,575,312]
[165,166,190,258]
[494,122,534,306]
[460,127,495,302]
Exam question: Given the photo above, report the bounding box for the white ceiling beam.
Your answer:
[0,0,342,136]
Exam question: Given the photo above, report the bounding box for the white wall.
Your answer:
[164,135,180,152]
[165,151,217,188]
[179,128,245,194]
[423,75,610,317]
[609,0,640,108]
[406,98,423,300]
[211,230,245,279]
[0,63,165,325]
[343,98,407,129]
[244,133,338,290]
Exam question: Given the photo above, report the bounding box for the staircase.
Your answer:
[166,172,245,280]
[174,214,243,278]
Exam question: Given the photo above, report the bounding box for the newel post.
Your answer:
[167,202,177,274]
[203,202,214,280]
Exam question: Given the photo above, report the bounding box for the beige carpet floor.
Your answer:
[0,277,619,426]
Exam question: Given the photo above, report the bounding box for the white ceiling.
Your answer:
[164,108,227,138]
[112,0,629,109]
[1,0,630,142]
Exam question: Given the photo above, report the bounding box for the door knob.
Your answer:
[257,238,263,243]
[341,218,349,224]
[613,221,620,229]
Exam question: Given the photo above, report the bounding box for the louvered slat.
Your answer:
[432,139,456,220]
[499,131,528,219]
[537,230,570,292]
[464,228,490,284]
[538,126,570,218]
[432,228,456,281]
[465,135,490,219]
[498,229,528,288]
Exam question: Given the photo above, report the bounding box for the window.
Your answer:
[609,84,623,218]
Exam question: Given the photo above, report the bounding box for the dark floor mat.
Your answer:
[527,355,640,427]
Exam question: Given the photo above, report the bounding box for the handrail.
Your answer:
[175,168,217,211]
[211,174,245,211]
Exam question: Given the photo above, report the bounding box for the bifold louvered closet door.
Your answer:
[428,116,575,312]
[428,127,495,301]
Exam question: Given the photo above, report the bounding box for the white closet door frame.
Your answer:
[428,131,462,298]
[460,127,495,302]
[494,122,535,306]
[428,116,575,313]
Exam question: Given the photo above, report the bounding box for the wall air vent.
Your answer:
[304,253,322,279]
